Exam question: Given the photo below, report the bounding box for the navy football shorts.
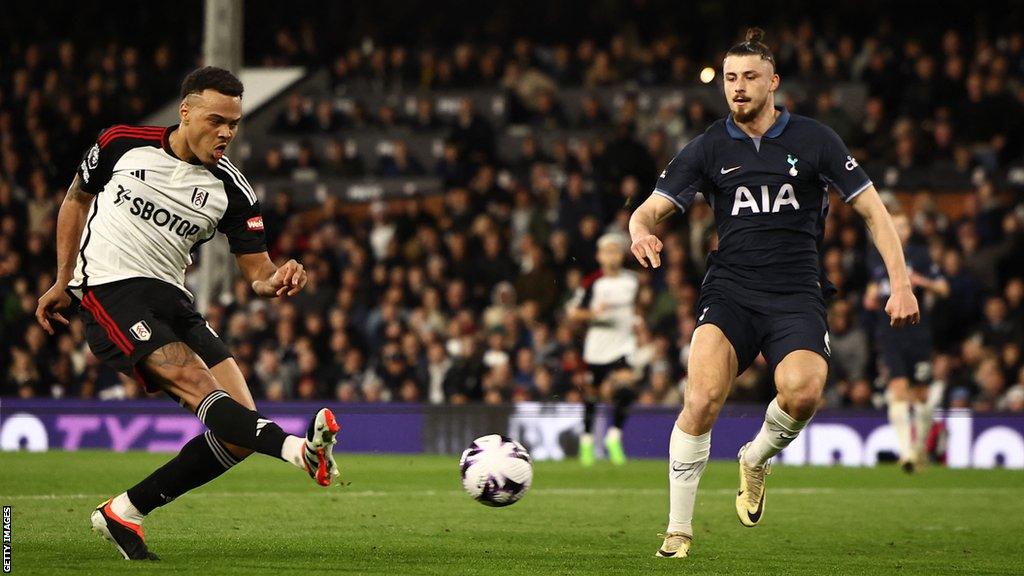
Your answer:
[73,278,232,393]
[694,278,830,374]
[878,330,932,384]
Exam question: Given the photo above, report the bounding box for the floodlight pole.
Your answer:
[196,0,243,313]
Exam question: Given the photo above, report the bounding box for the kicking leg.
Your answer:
[91,356,256,561]
[657,324,736,558]
[116,359,258,524]
[91,350,342,560]
[737,350,827,526]
[140,343,302,461]
[140,342,339,482]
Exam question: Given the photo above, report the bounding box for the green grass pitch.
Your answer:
[1,451,1021,575]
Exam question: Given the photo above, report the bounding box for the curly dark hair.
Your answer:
[180,66,244,100]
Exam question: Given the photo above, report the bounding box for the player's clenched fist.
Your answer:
[631,234,663,269]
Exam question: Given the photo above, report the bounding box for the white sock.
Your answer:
[667,425,710,537]
[888,400,912,462]
[281,435,306,470]
[743,398,808,466]
[112,492,145,525]
[580,433,594,446]
[912,401,933,457]
[605,427,622,443]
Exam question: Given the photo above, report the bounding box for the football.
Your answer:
[459,434,533,507]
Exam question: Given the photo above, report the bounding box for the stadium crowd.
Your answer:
[261,21,1024,183]
[2,15,1023,413]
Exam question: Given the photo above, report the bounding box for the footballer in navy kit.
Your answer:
[864,211,949,473]
[628,29,921,559]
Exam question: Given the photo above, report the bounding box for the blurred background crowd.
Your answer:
[2,2,1023,412]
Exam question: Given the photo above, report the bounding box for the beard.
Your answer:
[731,95,768,123]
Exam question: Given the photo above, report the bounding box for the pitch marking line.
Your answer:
[3,487,1019,501]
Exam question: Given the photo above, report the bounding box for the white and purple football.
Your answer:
[460,434,533,507]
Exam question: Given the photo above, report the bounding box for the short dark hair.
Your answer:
[725,27,775,71]
[180,66,244,100]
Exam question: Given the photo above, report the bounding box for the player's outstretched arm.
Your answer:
[628,194,675,268]
[849,185,920,328]
[36,175,95,335]
[235,252,308,298]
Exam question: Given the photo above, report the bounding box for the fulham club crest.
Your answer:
[191,187,210,209]
[87,144,100,169]
[130,321,152,342]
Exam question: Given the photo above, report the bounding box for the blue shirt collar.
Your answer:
[725,105,790,140]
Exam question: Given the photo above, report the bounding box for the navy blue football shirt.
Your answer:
[653,105,872,296]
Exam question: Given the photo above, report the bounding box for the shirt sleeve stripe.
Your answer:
[221,157,257,201]
[219,160,256,204]
[217,159,257,205]
[843,180,873,203]
[652,189,686,213]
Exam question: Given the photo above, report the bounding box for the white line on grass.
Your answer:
[3,487,1019,500]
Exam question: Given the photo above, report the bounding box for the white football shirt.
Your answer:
[570,269,640,365]
[68,125,266,299]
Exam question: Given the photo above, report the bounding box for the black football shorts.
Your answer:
[878,328,932,384]
[588,356,633,388]
[73,278,232,393]
[695,278,830,374]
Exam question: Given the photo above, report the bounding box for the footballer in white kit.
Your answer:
[35,67,341,561]
[67,122,266,381]
[568,233,640,466]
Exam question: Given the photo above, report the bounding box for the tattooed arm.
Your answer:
[36,174,96,334]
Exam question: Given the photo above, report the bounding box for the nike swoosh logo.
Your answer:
[745,490,765,523]
[721,166,741,174]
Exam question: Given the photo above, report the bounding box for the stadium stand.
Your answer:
[1,5,1023,414]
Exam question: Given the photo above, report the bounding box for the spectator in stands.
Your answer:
[448,98,496,162]
[260,147,291,178]
[557,171,601,229]
[322,138,366,177]
[828,299,869,385]
[815,90,854,141]
[4,14,1024,414]
[273,93,313,133]
[292,142,321,179]
[531,89,569,129]
[435,142,469,187]
[312,100,342,133]
[577,95,610,129]
[376,104,400,129]
[409,98,443,130]
[978,297,1022,349]
[683,99,713,138]
[585,51,620,87]
[377,140,425,177]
